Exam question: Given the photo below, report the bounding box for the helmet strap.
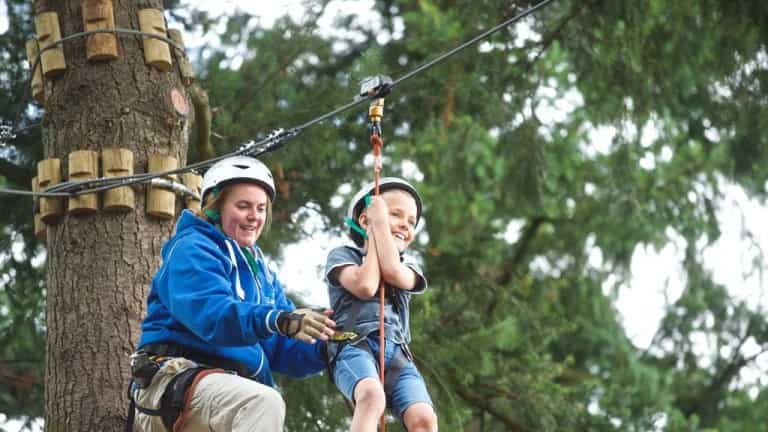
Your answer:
[346,194,372,242]
[203,186,222,224]
[204,209,221,224]
[345,218,367,241]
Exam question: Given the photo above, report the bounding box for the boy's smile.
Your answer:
[381,189,418,251]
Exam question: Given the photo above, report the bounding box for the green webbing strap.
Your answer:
[204,209,220,223]
[204,187,222,223]
[345,218,367,240]
[346,194,372,240]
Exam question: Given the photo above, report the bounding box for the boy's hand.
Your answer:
[277,309,336,344]
[365,195,389,228]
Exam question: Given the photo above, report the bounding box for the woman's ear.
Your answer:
[358,213,369,229]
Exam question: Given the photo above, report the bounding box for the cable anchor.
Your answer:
[358,74,393,100]
[368,98,385,173]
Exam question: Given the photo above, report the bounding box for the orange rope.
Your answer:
[370,133,386,432]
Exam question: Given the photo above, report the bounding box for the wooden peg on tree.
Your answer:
[180,172,202,212]
[168,29,194,86]
[82,0,119,62]
[37,158,64,223]
[31,176,47,241]
[34,11,67,78]
[101,148,135,212]
[68,150,100,214]
[138,8,172,71]
[146,154,178,219]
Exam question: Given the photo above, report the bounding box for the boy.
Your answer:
[325,177,438,432]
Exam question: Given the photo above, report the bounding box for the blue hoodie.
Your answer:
[138,210,325,386]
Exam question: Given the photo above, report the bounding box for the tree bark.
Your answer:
[34,0,189,430]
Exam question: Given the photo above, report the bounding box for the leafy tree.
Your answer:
[0,0,45,424]
[1,0,767,430]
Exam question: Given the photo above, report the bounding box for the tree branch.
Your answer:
[189,83,214,161]
[454,385,532,432]
[499,216,549,286]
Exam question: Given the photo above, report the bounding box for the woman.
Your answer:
[130,155,335,432]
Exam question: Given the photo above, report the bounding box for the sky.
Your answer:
[2,1,768,429]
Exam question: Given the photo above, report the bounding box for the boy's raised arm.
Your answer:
[334,239,382,299]
[367,196,420,291]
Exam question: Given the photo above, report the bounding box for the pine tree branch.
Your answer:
[453,385,532,432]
[499,216,549,286]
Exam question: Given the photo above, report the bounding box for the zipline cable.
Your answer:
[389,0,555,89]
[0,0,557,199]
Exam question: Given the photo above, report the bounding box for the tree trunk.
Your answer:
[35,0,189,430]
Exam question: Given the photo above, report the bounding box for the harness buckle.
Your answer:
[329,331,359,342]
[130,350,160,389]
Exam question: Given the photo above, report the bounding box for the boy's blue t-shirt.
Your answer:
[325,245,427,344]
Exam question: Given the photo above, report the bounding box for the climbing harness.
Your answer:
[329,331,359,342]
[125,343,250,432]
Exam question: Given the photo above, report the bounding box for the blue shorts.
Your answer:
[332,335,433,419]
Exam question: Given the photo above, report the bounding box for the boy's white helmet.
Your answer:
[346,177,423,246]
[201,156,276,202]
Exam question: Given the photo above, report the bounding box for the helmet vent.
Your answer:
[233,164,249,170]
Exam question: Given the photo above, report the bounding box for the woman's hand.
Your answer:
[277,309,336,344]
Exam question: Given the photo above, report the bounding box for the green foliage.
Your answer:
[0,0,45,426]
[1,0,768,430]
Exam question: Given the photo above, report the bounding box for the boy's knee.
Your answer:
[354,378,385,409]
[403,403,437,432]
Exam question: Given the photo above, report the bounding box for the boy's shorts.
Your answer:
[332,335,433,419]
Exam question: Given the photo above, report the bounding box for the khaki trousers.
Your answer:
[134,358,285,432]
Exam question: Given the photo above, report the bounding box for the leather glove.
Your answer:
[276,308,335,344]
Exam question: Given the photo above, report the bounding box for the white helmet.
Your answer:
[346,177,422,246]
[201,156,276,202]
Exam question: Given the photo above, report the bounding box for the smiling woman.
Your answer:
[128,155,337,432]
[217,183,270,247]
[197,156,276,247]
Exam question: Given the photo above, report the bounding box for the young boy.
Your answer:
[325,177,438,432]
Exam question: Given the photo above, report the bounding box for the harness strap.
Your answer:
[132,396,165,417]
[142,343,249,376]
[128,366,226,432]
[125,382,137,432]
[159,367,206,431]
[168,368,225,432]
[326,336,413,399]
[383,346,410,395]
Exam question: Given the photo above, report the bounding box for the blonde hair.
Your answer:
[196,183,273,230]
